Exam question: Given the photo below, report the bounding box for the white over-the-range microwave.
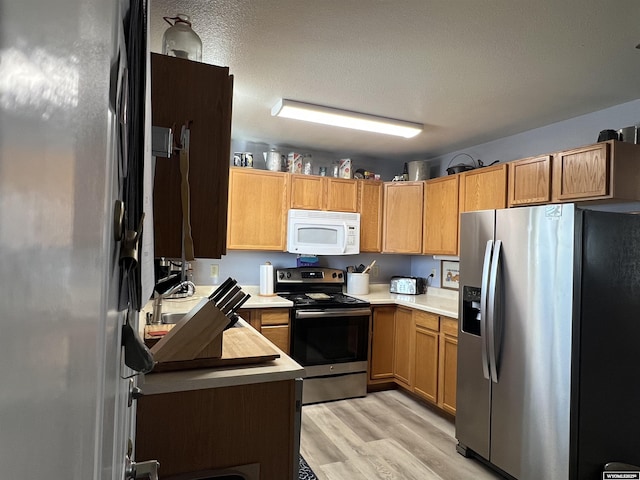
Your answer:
[287,209,360,255]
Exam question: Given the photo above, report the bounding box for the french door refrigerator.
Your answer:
[456,203,640,480]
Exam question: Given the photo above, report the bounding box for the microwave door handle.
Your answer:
[342,222,348,253]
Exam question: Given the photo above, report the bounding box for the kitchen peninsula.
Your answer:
[135,289,304,479]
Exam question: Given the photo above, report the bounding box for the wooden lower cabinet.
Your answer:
[136,380,298,479]
[413,311,439,404]
[438,317,458,415]
[393,307,413,386]
[369,306,458,415]
[369,306,395,380]
[239,308,290,354]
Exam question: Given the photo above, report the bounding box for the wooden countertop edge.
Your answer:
[139,319,305,395]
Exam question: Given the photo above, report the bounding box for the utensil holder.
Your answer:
[347,273,370,295]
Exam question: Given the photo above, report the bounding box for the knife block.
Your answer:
[149,298,227,364]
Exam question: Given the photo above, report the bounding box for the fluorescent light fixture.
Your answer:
[271,99,423,138]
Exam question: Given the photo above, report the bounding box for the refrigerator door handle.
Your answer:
[480,240,493,381]
[487,239,502,383]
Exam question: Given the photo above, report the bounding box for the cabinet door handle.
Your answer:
[125,455,159,480]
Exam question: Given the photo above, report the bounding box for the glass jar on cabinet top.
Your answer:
[162,14,202,62]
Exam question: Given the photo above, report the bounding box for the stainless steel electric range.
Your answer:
[275,267,371,404]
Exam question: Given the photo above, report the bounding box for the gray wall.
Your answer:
[230,139,405,181]
[191,251,414,286]
[429,99,640,176]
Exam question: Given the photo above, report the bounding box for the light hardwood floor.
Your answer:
[300,389,503,480]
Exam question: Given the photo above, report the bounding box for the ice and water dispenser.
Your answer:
[461,286,482,336]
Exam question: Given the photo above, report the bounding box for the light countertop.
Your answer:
[142,283,457,321]
[346,284,459,318]
[138,285,293,321]
[231,284,459,319]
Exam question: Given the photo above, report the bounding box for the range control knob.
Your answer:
[338,273,343,279]
[278,272,285,280]
[286,272,292,279]
[332,272,337,278]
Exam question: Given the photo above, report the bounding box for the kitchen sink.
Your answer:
[160,312,185,324]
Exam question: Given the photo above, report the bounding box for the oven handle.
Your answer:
[295,308,372,319]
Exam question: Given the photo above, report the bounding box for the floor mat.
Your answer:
[299,455,319,480]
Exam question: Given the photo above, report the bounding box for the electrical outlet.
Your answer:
[431,268,437,277]
[371,265,379,277]
[210,264,219,278]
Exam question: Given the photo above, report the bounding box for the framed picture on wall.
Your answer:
[441,260,460,290]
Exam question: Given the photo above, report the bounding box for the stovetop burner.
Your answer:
[279,292,369,307]
[275,267,370,309]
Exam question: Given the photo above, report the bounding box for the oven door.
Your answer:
[290,307,370,369]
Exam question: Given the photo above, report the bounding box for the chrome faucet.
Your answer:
[149,280,195,325]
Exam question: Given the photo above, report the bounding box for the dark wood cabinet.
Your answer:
[151,53,233,259]
[136,380,297,479]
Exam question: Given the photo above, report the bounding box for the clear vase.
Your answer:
[162,14,202,62]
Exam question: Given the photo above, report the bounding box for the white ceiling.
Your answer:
[149,0,640,160]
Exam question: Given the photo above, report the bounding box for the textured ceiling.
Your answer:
[149,0,640,160]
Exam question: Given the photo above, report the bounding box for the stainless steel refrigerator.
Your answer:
[456,203,640,480]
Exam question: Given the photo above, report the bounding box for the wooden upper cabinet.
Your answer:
[358,181,383,252]
[326,178,358,212]
[151,53,233,259]
[290,175,358,212]
[508,155,552,207]
[552,143,609,202]
[423,175,459,255]
[290,175,324,210]
[382,182,424,254]
[459,164,508,213]
[552,141,640,203]
[227,168,289,251]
